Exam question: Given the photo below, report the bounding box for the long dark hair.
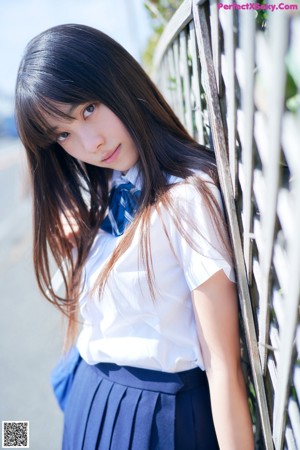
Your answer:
[15,24,228,346]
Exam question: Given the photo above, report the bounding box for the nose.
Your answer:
[79,128,104,154]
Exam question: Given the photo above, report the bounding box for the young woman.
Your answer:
[15,24,254,450]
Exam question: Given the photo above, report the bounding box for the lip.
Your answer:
[101,144,121,163]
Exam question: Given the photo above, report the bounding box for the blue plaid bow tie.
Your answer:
[100,181,141,236]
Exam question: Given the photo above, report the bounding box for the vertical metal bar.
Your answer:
[191,1,273,448]
[273,117,300,450]
[179,30,194,135]
[167,46,177,111]
[238,9,256,281]
[209,0,221,94]
[189,21,205,144]
[173,38,185,124]
[219,1,237,197]
[257,12,288,379]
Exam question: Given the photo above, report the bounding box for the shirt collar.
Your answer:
[111,165,183,191]
[112,164,143,190]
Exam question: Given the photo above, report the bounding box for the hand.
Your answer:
[59,211,80,248]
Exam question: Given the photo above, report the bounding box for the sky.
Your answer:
[0,0,152,116]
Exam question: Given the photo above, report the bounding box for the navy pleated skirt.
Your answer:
[62,359,219,450]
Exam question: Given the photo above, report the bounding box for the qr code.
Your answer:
[2,422,29,448]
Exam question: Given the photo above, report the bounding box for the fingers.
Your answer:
[60,211,80,247]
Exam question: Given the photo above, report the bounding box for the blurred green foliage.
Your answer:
[142,0,269,72]
[255,0,268,30]
[285,37,300,113]
[142,0,182,72]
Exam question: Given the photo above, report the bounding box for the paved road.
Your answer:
[0,138,64,450]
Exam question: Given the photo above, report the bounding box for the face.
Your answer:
[47,102,139,172]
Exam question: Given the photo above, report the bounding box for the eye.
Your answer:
[83,104,96,118]
[57,132,70,142]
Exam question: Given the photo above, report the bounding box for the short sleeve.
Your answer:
[159,177,236,291]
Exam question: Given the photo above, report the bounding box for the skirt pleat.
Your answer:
[83,378,113,449]
[97,383,127,449]
[150,393,175,450]
[130,390,159,450]
[62,362,102,450]
[62,360,219,450]
[190,383,219,449]
[175,385,201,450]
[110,388,142,450]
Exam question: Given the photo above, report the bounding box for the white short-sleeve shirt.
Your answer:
[77,166,235,372]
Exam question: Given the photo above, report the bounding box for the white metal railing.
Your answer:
[153,1,300,449]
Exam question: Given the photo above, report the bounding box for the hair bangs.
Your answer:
[16,91,81,150]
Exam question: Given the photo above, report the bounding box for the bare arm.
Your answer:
[192,269,254,449]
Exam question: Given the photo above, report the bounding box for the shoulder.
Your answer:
[155,170,234,288]
[167,170,222,210]
[156,170,224,236]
